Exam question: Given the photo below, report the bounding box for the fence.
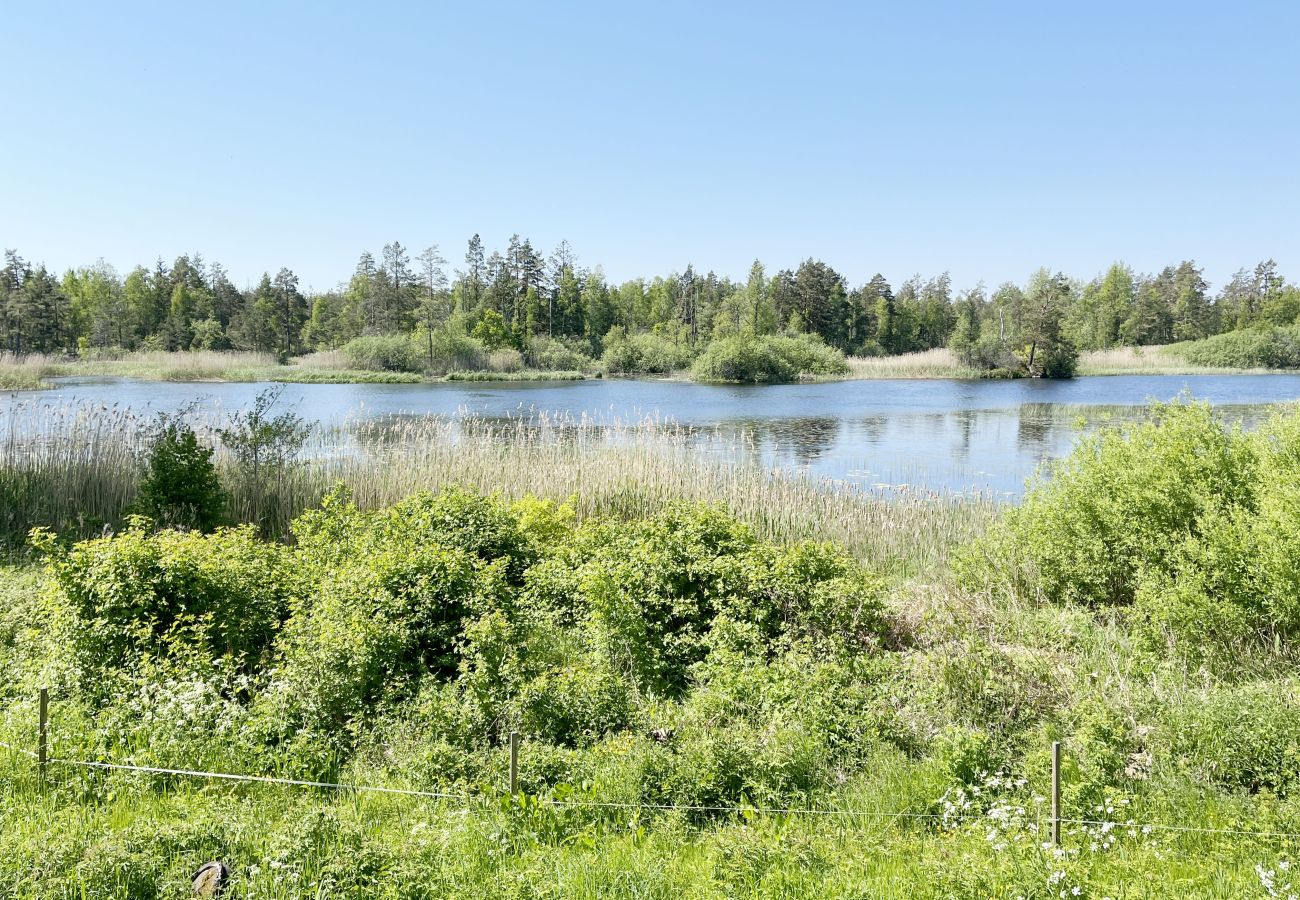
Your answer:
[8,687,1300,845]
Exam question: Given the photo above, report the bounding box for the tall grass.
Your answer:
[0,353,59,390]
[1076,344,1204,374]
[0,401,995,577]
[48,350,281,382]
[845,349,982,379]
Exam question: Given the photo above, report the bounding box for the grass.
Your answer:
[445,369,586,381]
[844,348,983,379]
[0,402,995,578]
[1073,344,1277,375]
[0,745,1285,898]
[7,346,1297,392]
[0,353,60,390]
[3,401,1300,895]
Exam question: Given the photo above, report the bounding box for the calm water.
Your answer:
[8,374,1300,497]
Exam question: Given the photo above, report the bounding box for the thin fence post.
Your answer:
[1050,740,1061,845]
[37,687,48,788]
[509,731,519,796]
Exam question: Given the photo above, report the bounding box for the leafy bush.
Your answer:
[957,401,1256,606]
[1176,325,1300,369]
[1155,680,1300,794]
[523,503,886,695]
[342,334,422,372]
[259,541,494,748]
[34,522,294,686]
[691,333,849,383]
[525,336,594,372]
[601,327,694,375]
[133,413,226,531]
[419,325,488,373]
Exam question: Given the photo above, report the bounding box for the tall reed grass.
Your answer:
[1076,345,1199,374]
[845,349,982,379]
[0,401,995,577]
[0,353,59,390]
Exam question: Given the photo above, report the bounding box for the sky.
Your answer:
[2,0,1298,294]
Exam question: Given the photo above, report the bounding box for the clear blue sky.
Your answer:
[3,0,1297,293]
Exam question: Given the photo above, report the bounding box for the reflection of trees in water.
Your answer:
[1016,403,1055,456]
[707,417,842,467]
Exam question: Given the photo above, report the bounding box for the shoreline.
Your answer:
[3,347,1298,391]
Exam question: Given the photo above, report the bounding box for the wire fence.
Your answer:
[7,714,1300,842]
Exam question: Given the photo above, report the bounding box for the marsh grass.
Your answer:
[0,352,59,390]
[845,349,983,379]
[0,402,994,576]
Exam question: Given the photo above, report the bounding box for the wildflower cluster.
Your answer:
[1257,859,1298,900]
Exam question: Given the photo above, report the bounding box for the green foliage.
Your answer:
[217,387,310,531]
[600,327,694,374]
[34,521,294,687]
[471,309,512,350]
[690,333,848,383]
[1175,324,1300,369]
[958,401,1255,607]
[525,335,595,371]
[341,333,422,372]
[960,401,1300,662]
[1155,680,1300,793]
[133,412,226,531]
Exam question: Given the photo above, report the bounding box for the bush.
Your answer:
[134,413,226,531]
[691,333,849,383]
[35,522,294,687]
[525,336,595,372]
[601,328,694,375]
[523,503,886,694]
[1134,409,1300,657]
[420,325,487,373]
[260,541,493,746]
[1155,680,1300,794]
[342,334,422,372]
[957,401,1256,606]
[1177,325,1300,369]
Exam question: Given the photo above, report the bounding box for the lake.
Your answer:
[8,374,1300,498]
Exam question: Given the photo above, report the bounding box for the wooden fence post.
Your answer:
[38,687,48,787]
[1050,740,1061,845]
[509,731,519,796]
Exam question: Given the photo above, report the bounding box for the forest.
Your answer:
[4,239,1299,381]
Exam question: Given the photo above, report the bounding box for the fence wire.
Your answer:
[9,736,1300,841]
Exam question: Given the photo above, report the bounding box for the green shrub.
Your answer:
[1134,409,1300,658]
[133,413,226,531]
[1177,325,1300,369]
[523,503,886,695]
[691,333,849,383]
[258,542,497,758]
[35,522,294,686]
[1155,680,1300,794]
[957,401,1256,606]
[634,652,896,808]
[601,327,694,374]
[526,335,595,372]
[342,334,422,372]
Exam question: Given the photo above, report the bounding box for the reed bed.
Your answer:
[1076,344,1195,374]
[0,401,996,577]
[50,350,281,382]
[292,349,349,369]
[0,352,60,390]
[843,348,981,379]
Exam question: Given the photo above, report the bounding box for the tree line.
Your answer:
[3,240,1297,371]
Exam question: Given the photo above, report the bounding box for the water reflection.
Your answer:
[6,374,1300,498]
